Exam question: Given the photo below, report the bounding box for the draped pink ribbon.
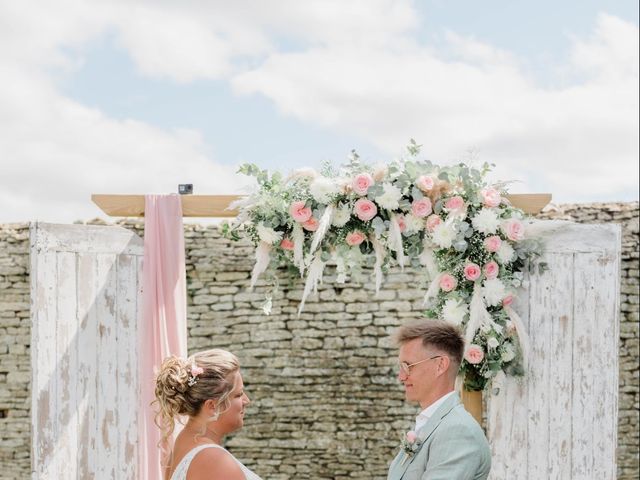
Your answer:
[138,194,188,480]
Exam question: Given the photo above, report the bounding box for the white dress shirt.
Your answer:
[414,391,456,433]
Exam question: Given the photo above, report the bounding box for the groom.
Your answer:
[387,320,491,480]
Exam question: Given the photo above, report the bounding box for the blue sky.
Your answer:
[0,1,638,223]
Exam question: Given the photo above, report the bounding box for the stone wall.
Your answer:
[0,202,637,479]
[0,224,30,479]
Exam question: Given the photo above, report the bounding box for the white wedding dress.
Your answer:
[170,444,263,480]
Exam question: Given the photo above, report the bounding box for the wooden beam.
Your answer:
[92,193,552,217]
[461,388,483,426]
[91,194,241,217]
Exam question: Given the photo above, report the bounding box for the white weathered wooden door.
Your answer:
[30,223,143,479]
[487,223,621,479]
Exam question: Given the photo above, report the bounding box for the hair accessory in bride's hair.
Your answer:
[187,364,204,387]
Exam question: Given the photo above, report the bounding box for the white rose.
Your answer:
[431,223,456,249]
[375,183,402,210]
[256,224,282,245]
[332,205,351,227]
[496,242,516,264]
[471,208,500,235]
[310,176,339,203]
[486,336,500,350]
[441,298,468,325]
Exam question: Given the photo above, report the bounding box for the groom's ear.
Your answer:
[437,355,451,377]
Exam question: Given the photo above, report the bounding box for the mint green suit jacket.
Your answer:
[387,393,491,480]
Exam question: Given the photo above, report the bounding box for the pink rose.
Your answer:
[463,263,481,281]
[354,198,378,221]
[280,238,294,251]
[483,261,499,280]
[303,217,319,231]
[411,198,433,218]
[425,214,442,232]
[481,188,502,208]
[345,230,366,246]
[465,345,485,364]
[190,365,204,376]
[444,196,465,211]
[439,273,458,292]
[289,200,312,223]
[502,294,514,307]
[502,218,525,242]
[406,431,418,443]
[397,215,407,233]
[415,175,435,192]
[352,173,374,196]
[484,235,502,253]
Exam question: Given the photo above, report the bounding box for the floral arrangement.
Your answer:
[399,430,421,465]
[223,140,545,391]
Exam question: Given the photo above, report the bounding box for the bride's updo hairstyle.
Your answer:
[154,349,240,445]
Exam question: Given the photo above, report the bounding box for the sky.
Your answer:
[0,0,638,224]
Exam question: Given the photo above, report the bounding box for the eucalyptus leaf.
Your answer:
[411,187,424,200]
[454,240,468,252]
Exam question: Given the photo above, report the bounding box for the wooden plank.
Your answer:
[91,193,551,217]
[54,251,79,479]
[31,223,145,479]
[591,246,620,479]
[34,222,143,254]
[460,389,482,424]
[525,252,553,479]
[507,193,552,214]
[576,246,619,479]
[528,222,621,255]
[486,277,531,480]
[96,254,119,478]
[509,281,531,478]
[76,253,98,478]
[547,253,574,479]
[116,254,140,479]
[30,236,58,478]
[92,194,241,217]
[571,252,597,478]
[449,222,621,479]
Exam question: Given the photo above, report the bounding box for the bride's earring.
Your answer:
[210,411,219,422]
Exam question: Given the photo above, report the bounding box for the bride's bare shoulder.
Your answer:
[187,446,244,480]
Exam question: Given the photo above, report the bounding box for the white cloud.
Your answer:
[0,2,637,226]
[0,68,250,223]
[231,13,639,202]
[0,0,253,224]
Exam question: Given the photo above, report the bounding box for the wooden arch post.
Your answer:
[91,192,552,426]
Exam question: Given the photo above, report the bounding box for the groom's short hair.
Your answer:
[395,320,464,368]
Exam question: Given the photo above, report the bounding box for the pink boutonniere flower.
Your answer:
[400,430,421,465]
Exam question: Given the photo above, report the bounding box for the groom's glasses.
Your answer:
[399,355,442,375]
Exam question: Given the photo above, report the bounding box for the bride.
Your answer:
[154,349,263,480]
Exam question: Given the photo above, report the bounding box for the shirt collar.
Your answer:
[414,391,455,432]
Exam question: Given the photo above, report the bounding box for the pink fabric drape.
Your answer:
[139,194,188,480]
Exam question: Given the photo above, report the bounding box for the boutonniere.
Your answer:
[400,430,422,465]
